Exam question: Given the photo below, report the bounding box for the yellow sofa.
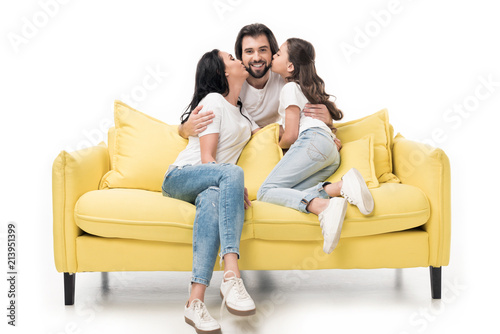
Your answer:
[52,101,451,305]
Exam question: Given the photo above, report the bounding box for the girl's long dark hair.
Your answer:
[285,38,343,127]
[181,49,248,124]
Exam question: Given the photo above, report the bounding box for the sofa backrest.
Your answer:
[100,101,283,201]
[101,100,400,199]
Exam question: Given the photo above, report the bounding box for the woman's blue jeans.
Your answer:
[257,127,340,213]
[162,163,245,287]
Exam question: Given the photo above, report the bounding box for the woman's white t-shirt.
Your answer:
[278,82,334,137]
[173,93,259,167]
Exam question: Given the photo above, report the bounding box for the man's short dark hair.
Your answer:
[234,23,279,60]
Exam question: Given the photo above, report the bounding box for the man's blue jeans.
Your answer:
[257,127,340,213]
[162,163,245,287]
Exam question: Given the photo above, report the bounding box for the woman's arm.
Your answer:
[279,105,301,149]
[199,133,219,163]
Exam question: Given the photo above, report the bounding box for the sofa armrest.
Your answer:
[52,143,110,273]
[392,134,451,267]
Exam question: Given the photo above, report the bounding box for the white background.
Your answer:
[1,0,499,333]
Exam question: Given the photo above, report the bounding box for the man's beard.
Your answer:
[245,61,271,79]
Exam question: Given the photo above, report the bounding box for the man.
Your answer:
[179,23,339,143]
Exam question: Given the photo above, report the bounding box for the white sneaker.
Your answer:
[318,197,348,254]
[220,270,256,316]
[340,168,374,215]
[184,299,221,334]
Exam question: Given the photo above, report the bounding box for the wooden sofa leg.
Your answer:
[429,266,442,299]
[64,273,76,305]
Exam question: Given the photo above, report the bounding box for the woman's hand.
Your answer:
[178,105,215,139]
[303,103,334,129]
[244,187,251,210]
[278,125,284,140]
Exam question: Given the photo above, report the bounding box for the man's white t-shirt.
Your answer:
[173,93,259,167]
[239,71,285,127]
[278,82,335,137]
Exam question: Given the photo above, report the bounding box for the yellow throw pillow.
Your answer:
[334,109,399,183]
[325,135,379,188]
[237,123,283,201]
[100,100,188,191]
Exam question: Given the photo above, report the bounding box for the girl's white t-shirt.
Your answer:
[173,93,259,167]
[278,82,335,137]
[239,71,285,127]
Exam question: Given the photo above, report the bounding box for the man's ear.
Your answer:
[287,62,294,74]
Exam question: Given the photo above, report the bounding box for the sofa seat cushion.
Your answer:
[74,189,255,243]
[75,183,429,244]
[248,183,430,241]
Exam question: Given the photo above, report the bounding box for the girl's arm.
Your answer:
[200,133,219,163]
[279,105,301,149]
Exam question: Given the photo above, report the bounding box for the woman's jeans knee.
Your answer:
[162,163,245,286]
[257,127,340,213]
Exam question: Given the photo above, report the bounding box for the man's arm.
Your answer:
[303,103,333,129]
[303,103,342,150]
[178,105,216,139]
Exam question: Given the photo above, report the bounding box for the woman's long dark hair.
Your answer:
[181,49,228,124]
[285,38,343,126]
[180,49,249,124]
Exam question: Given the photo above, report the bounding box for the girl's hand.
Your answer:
[303,103,334,129]
[334,138,342,151]
[244,187,252,210]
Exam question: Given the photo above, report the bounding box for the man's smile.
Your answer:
[250,62,265,69]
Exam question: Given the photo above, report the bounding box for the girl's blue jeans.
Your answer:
[257,127,340,213]
[162,163,245,287]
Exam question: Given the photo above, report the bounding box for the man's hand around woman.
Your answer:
[179,105,216,138]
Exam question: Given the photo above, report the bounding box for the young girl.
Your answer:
[162,49,259,334]
[257,38,374,254]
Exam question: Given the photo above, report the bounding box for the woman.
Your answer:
[162,49,259,334]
